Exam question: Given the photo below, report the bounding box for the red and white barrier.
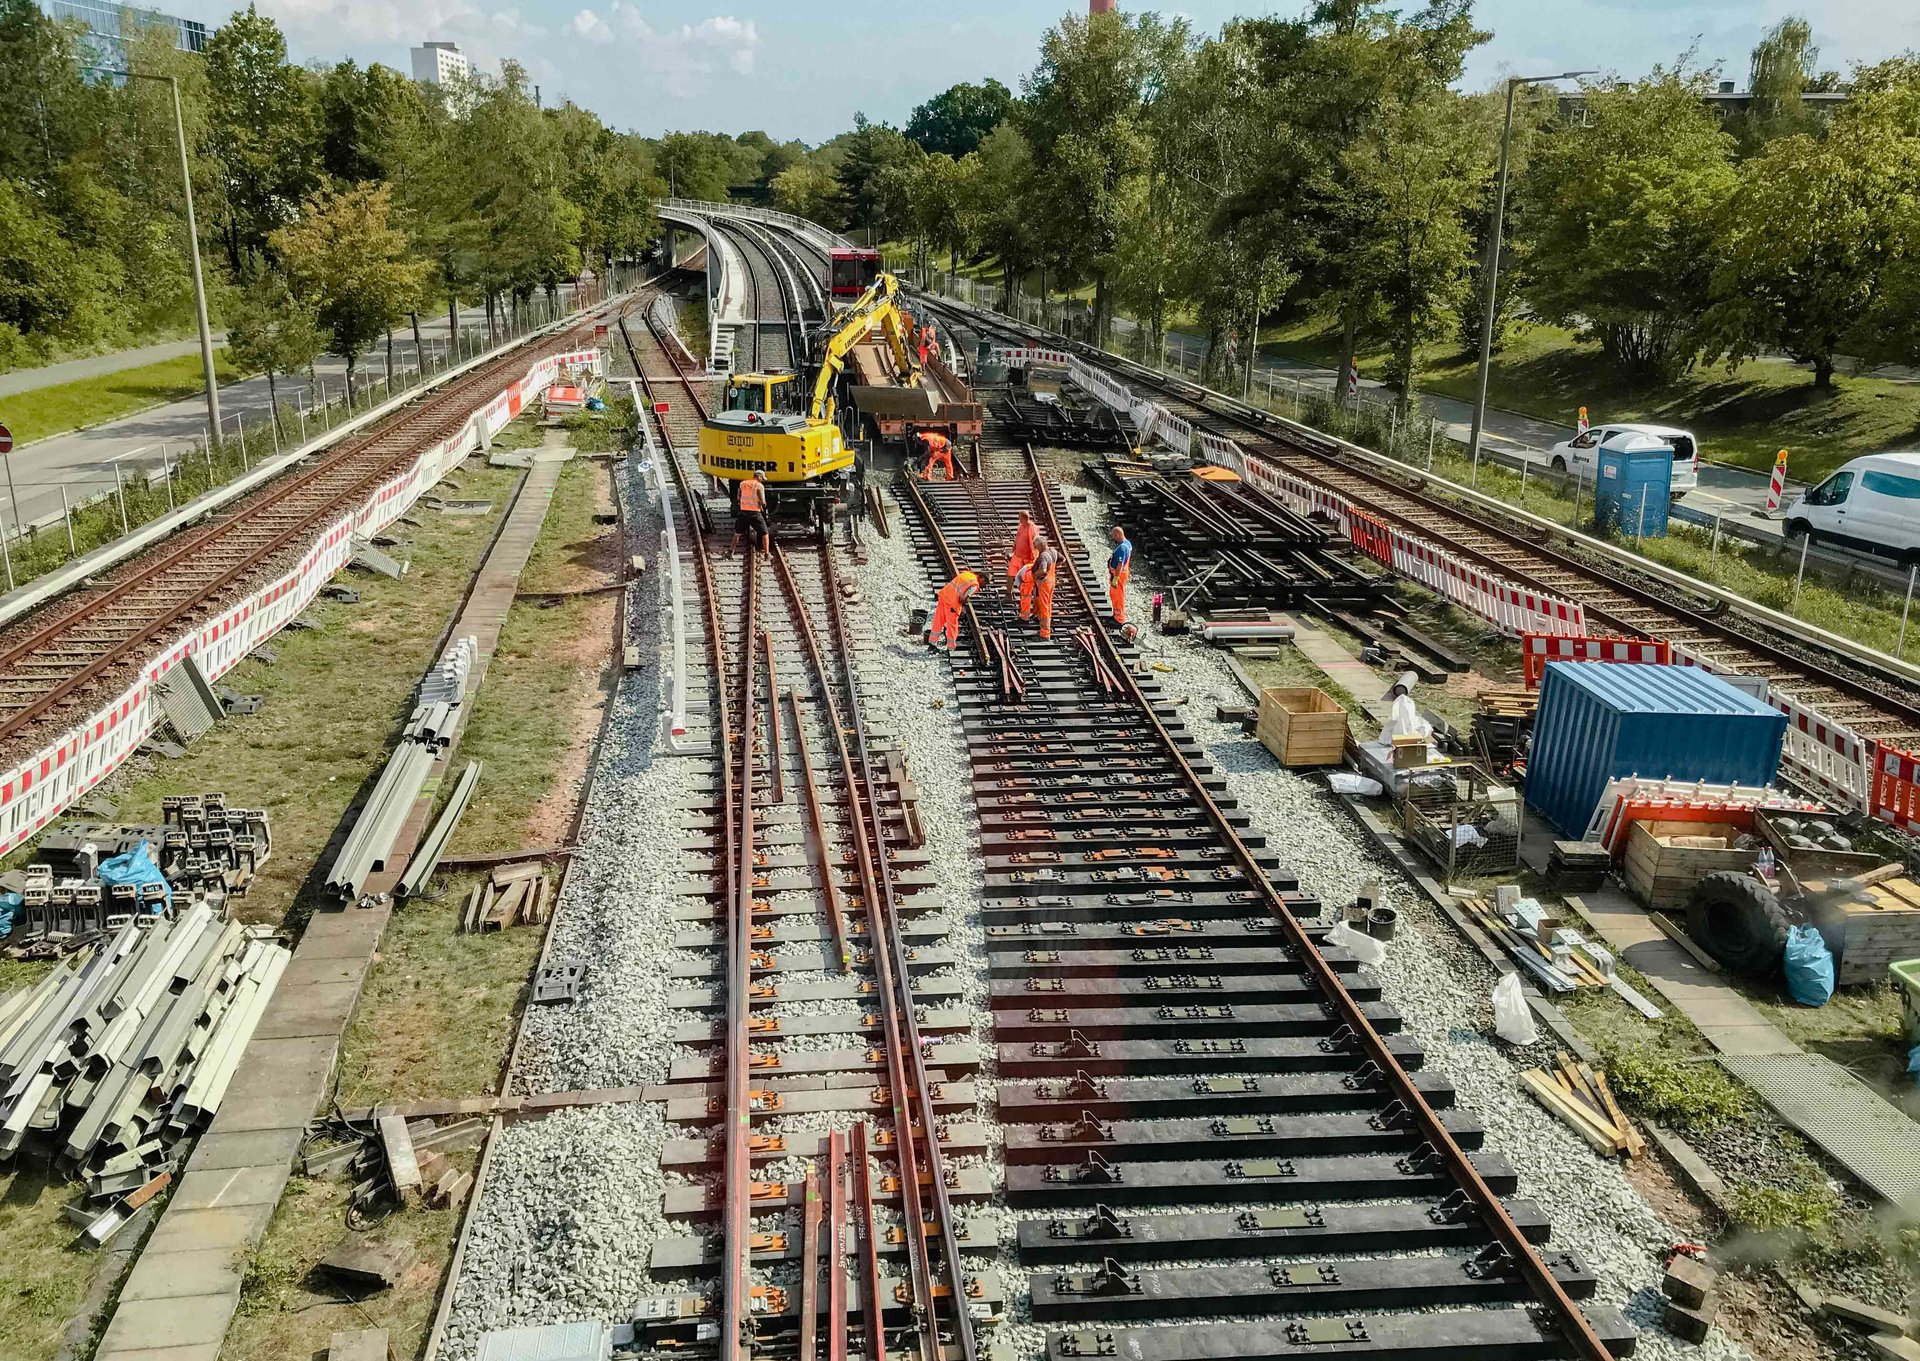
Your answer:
[1197,433,1246,471]
[1587,776,1827,851]
[1522,633,1670,686]
[1766,448,1789,513]
[0,346,603,858]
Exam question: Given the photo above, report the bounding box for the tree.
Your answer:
[1021,8,1190,342]
[204,5,316,272]
[224,266,322,415]
[1521,70,1735,384]
[772,162,844,226]
[906,79,1015,157]
[271,183,425,383]
[318,60,420,183]
[1730,16,1825,153]
[655,132,734,200]
[969,122,1040,302]
[1706,77,1920,388]
[837,117,921,237]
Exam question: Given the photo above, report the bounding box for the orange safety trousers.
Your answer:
[924,447,955,481]
[931,577,976,649]
[1109,565,1130,624]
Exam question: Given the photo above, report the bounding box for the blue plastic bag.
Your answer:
[95,841,172,913]
[1783,924,1834,1007]
[0,890,19,938]
[1908,1045,1920,1084]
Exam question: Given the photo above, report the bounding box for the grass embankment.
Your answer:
[0,350,243,446]
[229,434,621,1361]
[1264,318,1920,482]
[0,458,520,1361]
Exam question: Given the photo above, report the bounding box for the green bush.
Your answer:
[1597,1042,1755,1133]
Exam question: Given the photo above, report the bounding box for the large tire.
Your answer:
[1685,871,1791,975]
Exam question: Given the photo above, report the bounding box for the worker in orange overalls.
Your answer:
[927,565,981,652]
[735,469,769,556]
[1006,510,1038,600]
[919,430,955,482]
[1107,524,1133,625]
[1013,537,1062,640]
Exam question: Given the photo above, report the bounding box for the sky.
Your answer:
[164,0,1920,142]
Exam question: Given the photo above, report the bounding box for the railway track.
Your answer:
[917,297,1920,750]
[618,301,988,1361]
[895,450,1634,1361]
[0,304,623,762]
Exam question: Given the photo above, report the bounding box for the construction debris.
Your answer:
[0,906,289,1200]
[1519,1051,1646,1160]
[461,861,551,933]
[329,1329,391,1361]
[318,1234,418,1291]
[1661,1250,1721,1343]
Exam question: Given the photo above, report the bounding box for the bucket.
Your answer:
[1365,907,1400,940]
[907,606,930,636]
[1894,959,1920,1044]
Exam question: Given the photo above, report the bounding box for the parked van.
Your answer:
[1783,452,1920,563]
[1546,422,1700,499]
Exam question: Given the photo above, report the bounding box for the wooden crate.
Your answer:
[1256,687,1349,767]
[1815,880,1920,987]
[1622,819,1757,912]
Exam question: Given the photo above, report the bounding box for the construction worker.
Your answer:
[1006,510,1038,600]
[919,430,955,482]
[1107,524,1133,625]
[927,565,981,652]
[1014,537,1062,640]
[736,469,769,556]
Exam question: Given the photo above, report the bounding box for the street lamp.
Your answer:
[1465,70,1594,474]
[86,66,222,443]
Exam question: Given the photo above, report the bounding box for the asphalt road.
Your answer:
[0,293,585,537]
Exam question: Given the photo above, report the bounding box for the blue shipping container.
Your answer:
[1526,662,1787,837]
[1594,439,1673,538]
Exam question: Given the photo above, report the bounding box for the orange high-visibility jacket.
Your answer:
[738,478,765,513]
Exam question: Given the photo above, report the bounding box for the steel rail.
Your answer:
[721,545,761,1361]
[921,292,1920,734]
[1017,443,1618,1361]
[768,538,957,1361]
[0,312,613,743]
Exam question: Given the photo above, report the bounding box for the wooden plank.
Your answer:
[1648,911,1725,974]
[1593,1071,1645,1159]
[1520,1070,1621,1156]
[378,1114,423,1205]
[490,861,547,888]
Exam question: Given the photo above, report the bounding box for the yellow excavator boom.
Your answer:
[810,273,918,427]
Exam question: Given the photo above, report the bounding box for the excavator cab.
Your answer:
[724,370,799,416]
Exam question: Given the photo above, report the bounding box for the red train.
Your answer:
[829,247,882,300]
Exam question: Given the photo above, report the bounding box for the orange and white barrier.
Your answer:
[1522,633,1670,686]
[1587,776,1826,851]
[1766,448,1789,513]
[0,346,603,858]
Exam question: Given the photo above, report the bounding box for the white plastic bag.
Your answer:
[1326,919,1386,967]
[1327,773,1384,797]
[1491,973,1538,1045]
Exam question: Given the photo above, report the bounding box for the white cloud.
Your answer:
[567,7,614,42]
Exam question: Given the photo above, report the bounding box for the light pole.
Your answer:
[89,66,222,443]
[1465,70,1593,471]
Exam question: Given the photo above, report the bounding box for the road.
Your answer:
[0,292,586,538]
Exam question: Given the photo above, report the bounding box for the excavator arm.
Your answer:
[809,273,919,425]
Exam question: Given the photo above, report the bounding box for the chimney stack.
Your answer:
[1091,0,1116,13]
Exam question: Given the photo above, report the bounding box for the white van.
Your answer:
[1784,452,1920,564]
[1546,422,1700,499]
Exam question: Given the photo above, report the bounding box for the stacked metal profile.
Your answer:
[0,905,289,1192]
[1096,466,1384,611]
[326,636,477,898]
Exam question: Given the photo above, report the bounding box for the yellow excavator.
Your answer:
[697,273,919,501]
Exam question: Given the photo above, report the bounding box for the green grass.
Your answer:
[1262,317,1920,483]
[0,350,243,446]
[0,1164,109,1361]
[225,1169,467,1361]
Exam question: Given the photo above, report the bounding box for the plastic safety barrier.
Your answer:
[1522,633,1671,686]
[0,346,604,859]
[990,346,1073,369]
[1587,776,1827,852]
[1871,742,1920,835]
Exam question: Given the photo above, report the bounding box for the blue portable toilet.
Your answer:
[1593,434,1674,538]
